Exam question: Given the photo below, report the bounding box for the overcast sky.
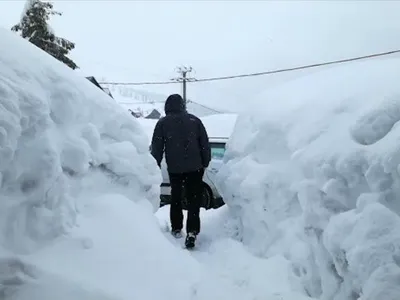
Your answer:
[1,0,400,111]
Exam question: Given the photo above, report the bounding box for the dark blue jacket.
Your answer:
[151,94,211,174]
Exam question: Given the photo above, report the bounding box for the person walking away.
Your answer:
[151,94,211,248]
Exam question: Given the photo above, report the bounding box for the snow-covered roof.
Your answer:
[102,85,223,119]
[201,113,237,139]
[137,113,237,141]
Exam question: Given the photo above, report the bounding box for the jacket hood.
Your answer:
[164,94,185,114]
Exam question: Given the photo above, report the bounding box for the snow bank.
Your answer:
[0,28,188,299]
[0,27,161,253]
[0,30,160,251]
[136,118,158,142]
[216,57,400,299]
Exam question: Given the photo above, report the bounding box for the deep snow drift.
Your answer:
[0,28,270,300]
[216,57,400,300]
[0,27,167,298]
[0,28,161,252]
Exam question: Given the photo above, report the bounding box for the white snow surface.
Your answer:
[0,26,162,248]
[155,205,313,300]
[216,57,400,300]
[200,113,237,138]
[0,28,309,300]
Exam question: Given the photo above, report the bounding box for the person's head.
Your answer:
[164,94,185,115]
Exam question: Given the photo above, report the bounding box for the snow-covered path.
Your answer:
[155,206,314,300]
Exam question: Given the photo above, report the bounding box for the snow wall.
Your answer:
[0,27,164,296]
[216,57,400,300]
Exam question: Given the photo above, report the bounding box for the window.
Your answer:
[210,142,226,160]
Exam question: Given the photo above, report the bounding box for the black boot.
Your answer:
[185,232,196,249]
[171,229,182,239]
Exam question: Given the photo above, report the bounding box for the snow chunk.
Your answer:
[324,203,400,299]
[350,96,400,145]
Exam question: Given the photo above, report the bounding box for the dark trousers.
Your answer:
[169,168,204,235]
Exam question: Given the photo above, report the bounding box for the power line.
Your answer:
[193,49,400,83]
[99,49,400,86]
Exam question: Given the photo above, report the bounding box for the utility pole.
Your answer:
[172,66,195,108]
